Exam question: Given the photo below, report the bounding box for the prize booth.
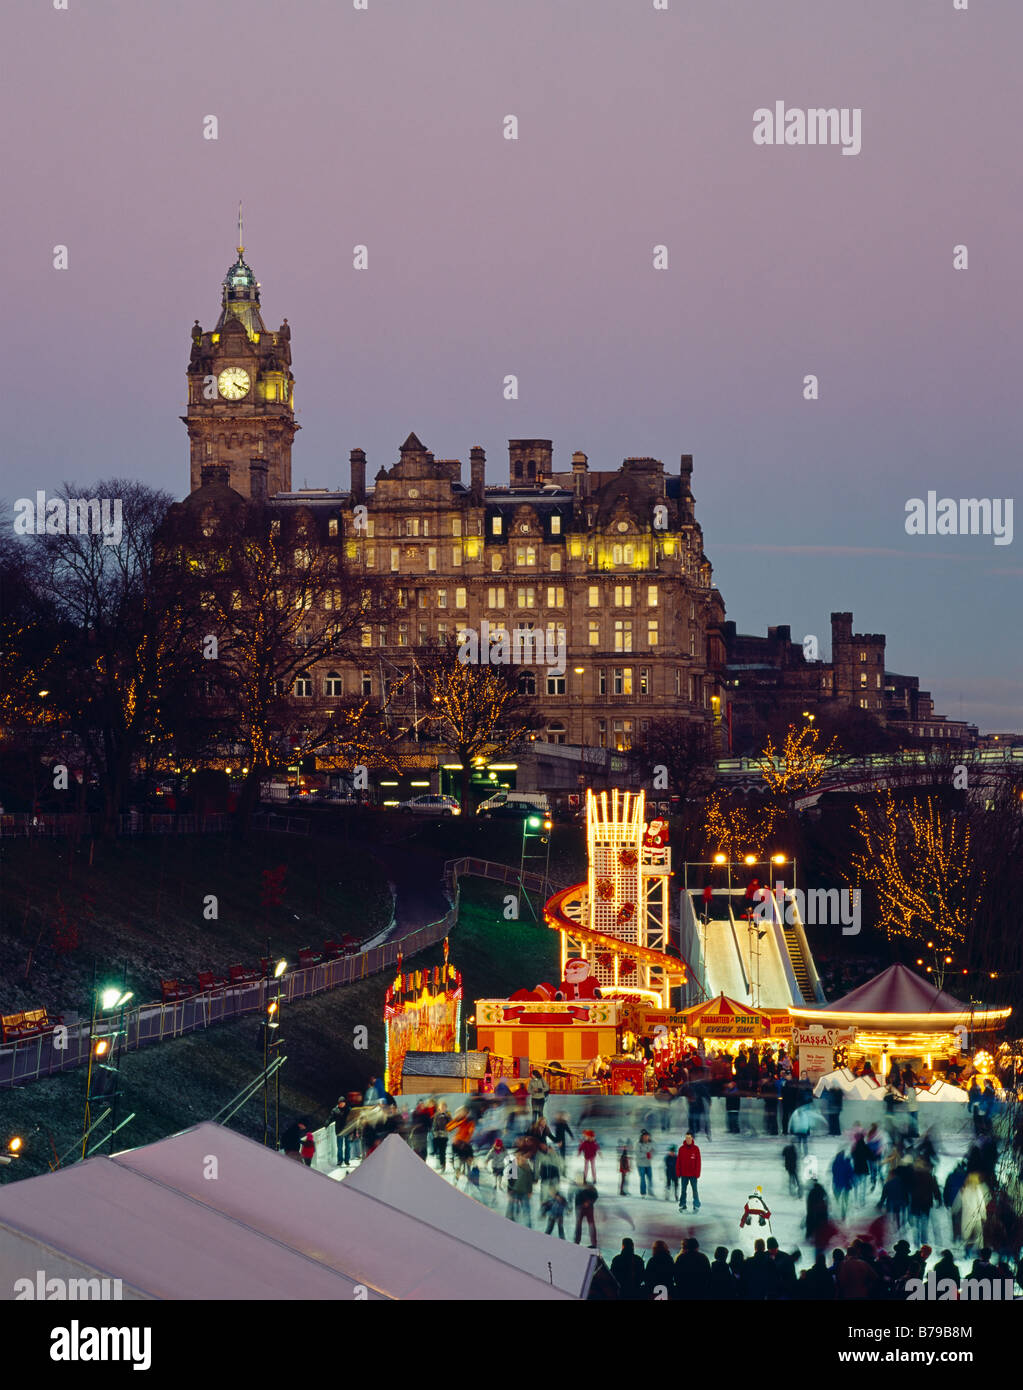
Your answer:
[673,993,793,1079]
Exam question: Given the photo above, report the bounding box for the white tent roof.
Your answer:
[0,1123,575,1301]
[343,1133,596,1297]
[916,1080,969,1103]
[812,1067,858,1096]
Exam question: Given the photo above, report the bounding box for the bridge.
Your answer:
[714,746,1023,802]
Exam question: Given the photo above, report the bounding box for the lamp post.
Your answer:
[83,969,134,1158]
[518,813,552,921]
[262,952,288,1146]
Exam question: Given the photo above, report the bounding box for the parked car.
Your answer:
[475,790,550,817]
[479,801,546,822]
[397,794,461,817]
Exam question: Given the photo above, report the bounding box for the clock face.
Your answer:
[217,367,251,400]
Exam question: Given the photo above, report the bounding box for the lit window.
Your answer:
[612,718,633,751]
[452,518,462,537]
[405,518,420,538]
[614,620,632,652]
[515,545,536,567]
[390,547,399,572]
[549,551,562,571]
[365,547,375,567]
[397,623,409,646]
[588,585,600,607]
[488,586,505,608]
[455,588,467,609]
[550,515,561,536]
[491,552,502,571]
[492,516,503,535]
[516,586,536,609]
[547,586,565,608]
[860,672,868,687]
[860,651,867,662]
[328,519,338,537]
[428,547,437,572]
[647,585,658,607]
[624,544,634,564]
[614,586,632,608]
[588,620,600,647]
[640,668,649,695]
[648,620,659,646]
[436,589,447,609]
[613,668,633,695]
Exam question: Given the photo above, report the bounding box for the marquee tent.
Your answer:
[792,963,1010,1030]
[0,1122,575,1301]
[342,1132,597,1297]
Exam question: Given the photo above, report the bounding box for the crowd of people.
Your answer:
[277,1072,1021,1301]
[601,1233,1018,1301]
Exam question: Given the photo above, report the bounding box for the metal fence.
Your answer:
[0,813,230,839]
[0,909,458,1090]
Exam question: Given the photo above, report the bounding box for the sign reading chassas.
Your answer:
[794,1026,856,1083]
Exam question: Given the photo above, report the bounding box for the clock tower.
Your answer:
[184,214,298,498]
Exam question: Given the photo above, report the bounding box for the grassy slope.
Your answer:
[0,841,567,1180]
[0,830,392,1015]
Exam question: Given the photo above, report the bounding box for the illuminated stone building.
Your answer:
[177,240,727,755]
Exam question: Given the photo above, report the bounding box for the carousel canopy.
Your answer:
[791,963,1011,1029]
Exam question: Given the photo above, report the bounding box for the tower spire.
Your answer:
[237,201,244,258]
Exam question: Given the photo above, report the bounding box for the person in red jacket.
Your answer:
[299,1129,316,1167]
[578,1130,600,1184]
[676,1131,702,1211]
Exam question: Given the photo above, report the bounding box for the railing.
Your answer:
[0,906,458,1090]
[0,813,230,839]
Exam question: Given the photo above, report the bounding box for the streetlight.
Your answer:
[262,955,287,1147]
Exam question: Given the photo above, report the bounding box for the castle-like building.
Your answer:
[173,234,973,777]
[177,238,727,754]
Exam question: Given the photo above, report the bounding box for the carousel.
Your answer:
[789,962,1012,1088]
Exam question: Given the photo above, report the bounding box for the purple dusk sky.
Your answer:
[3,0,1020,729]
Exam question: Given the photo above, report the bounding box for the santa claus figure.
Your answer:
[557,957,602,1001]
[643,819,669,849]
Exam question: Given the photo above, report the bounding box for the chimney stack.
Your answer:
[571,451,589,498]
[350,447,367,503]
[470,446,486,504]
[249,457,269,502]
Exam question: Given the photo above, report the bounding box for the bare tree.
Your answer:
[412,641,541,810]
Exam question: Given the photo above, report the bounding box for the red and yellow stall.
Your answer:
[474,996,620,1071]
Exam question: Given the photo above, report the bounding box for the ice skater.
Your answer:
[676,1131,702,1211]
